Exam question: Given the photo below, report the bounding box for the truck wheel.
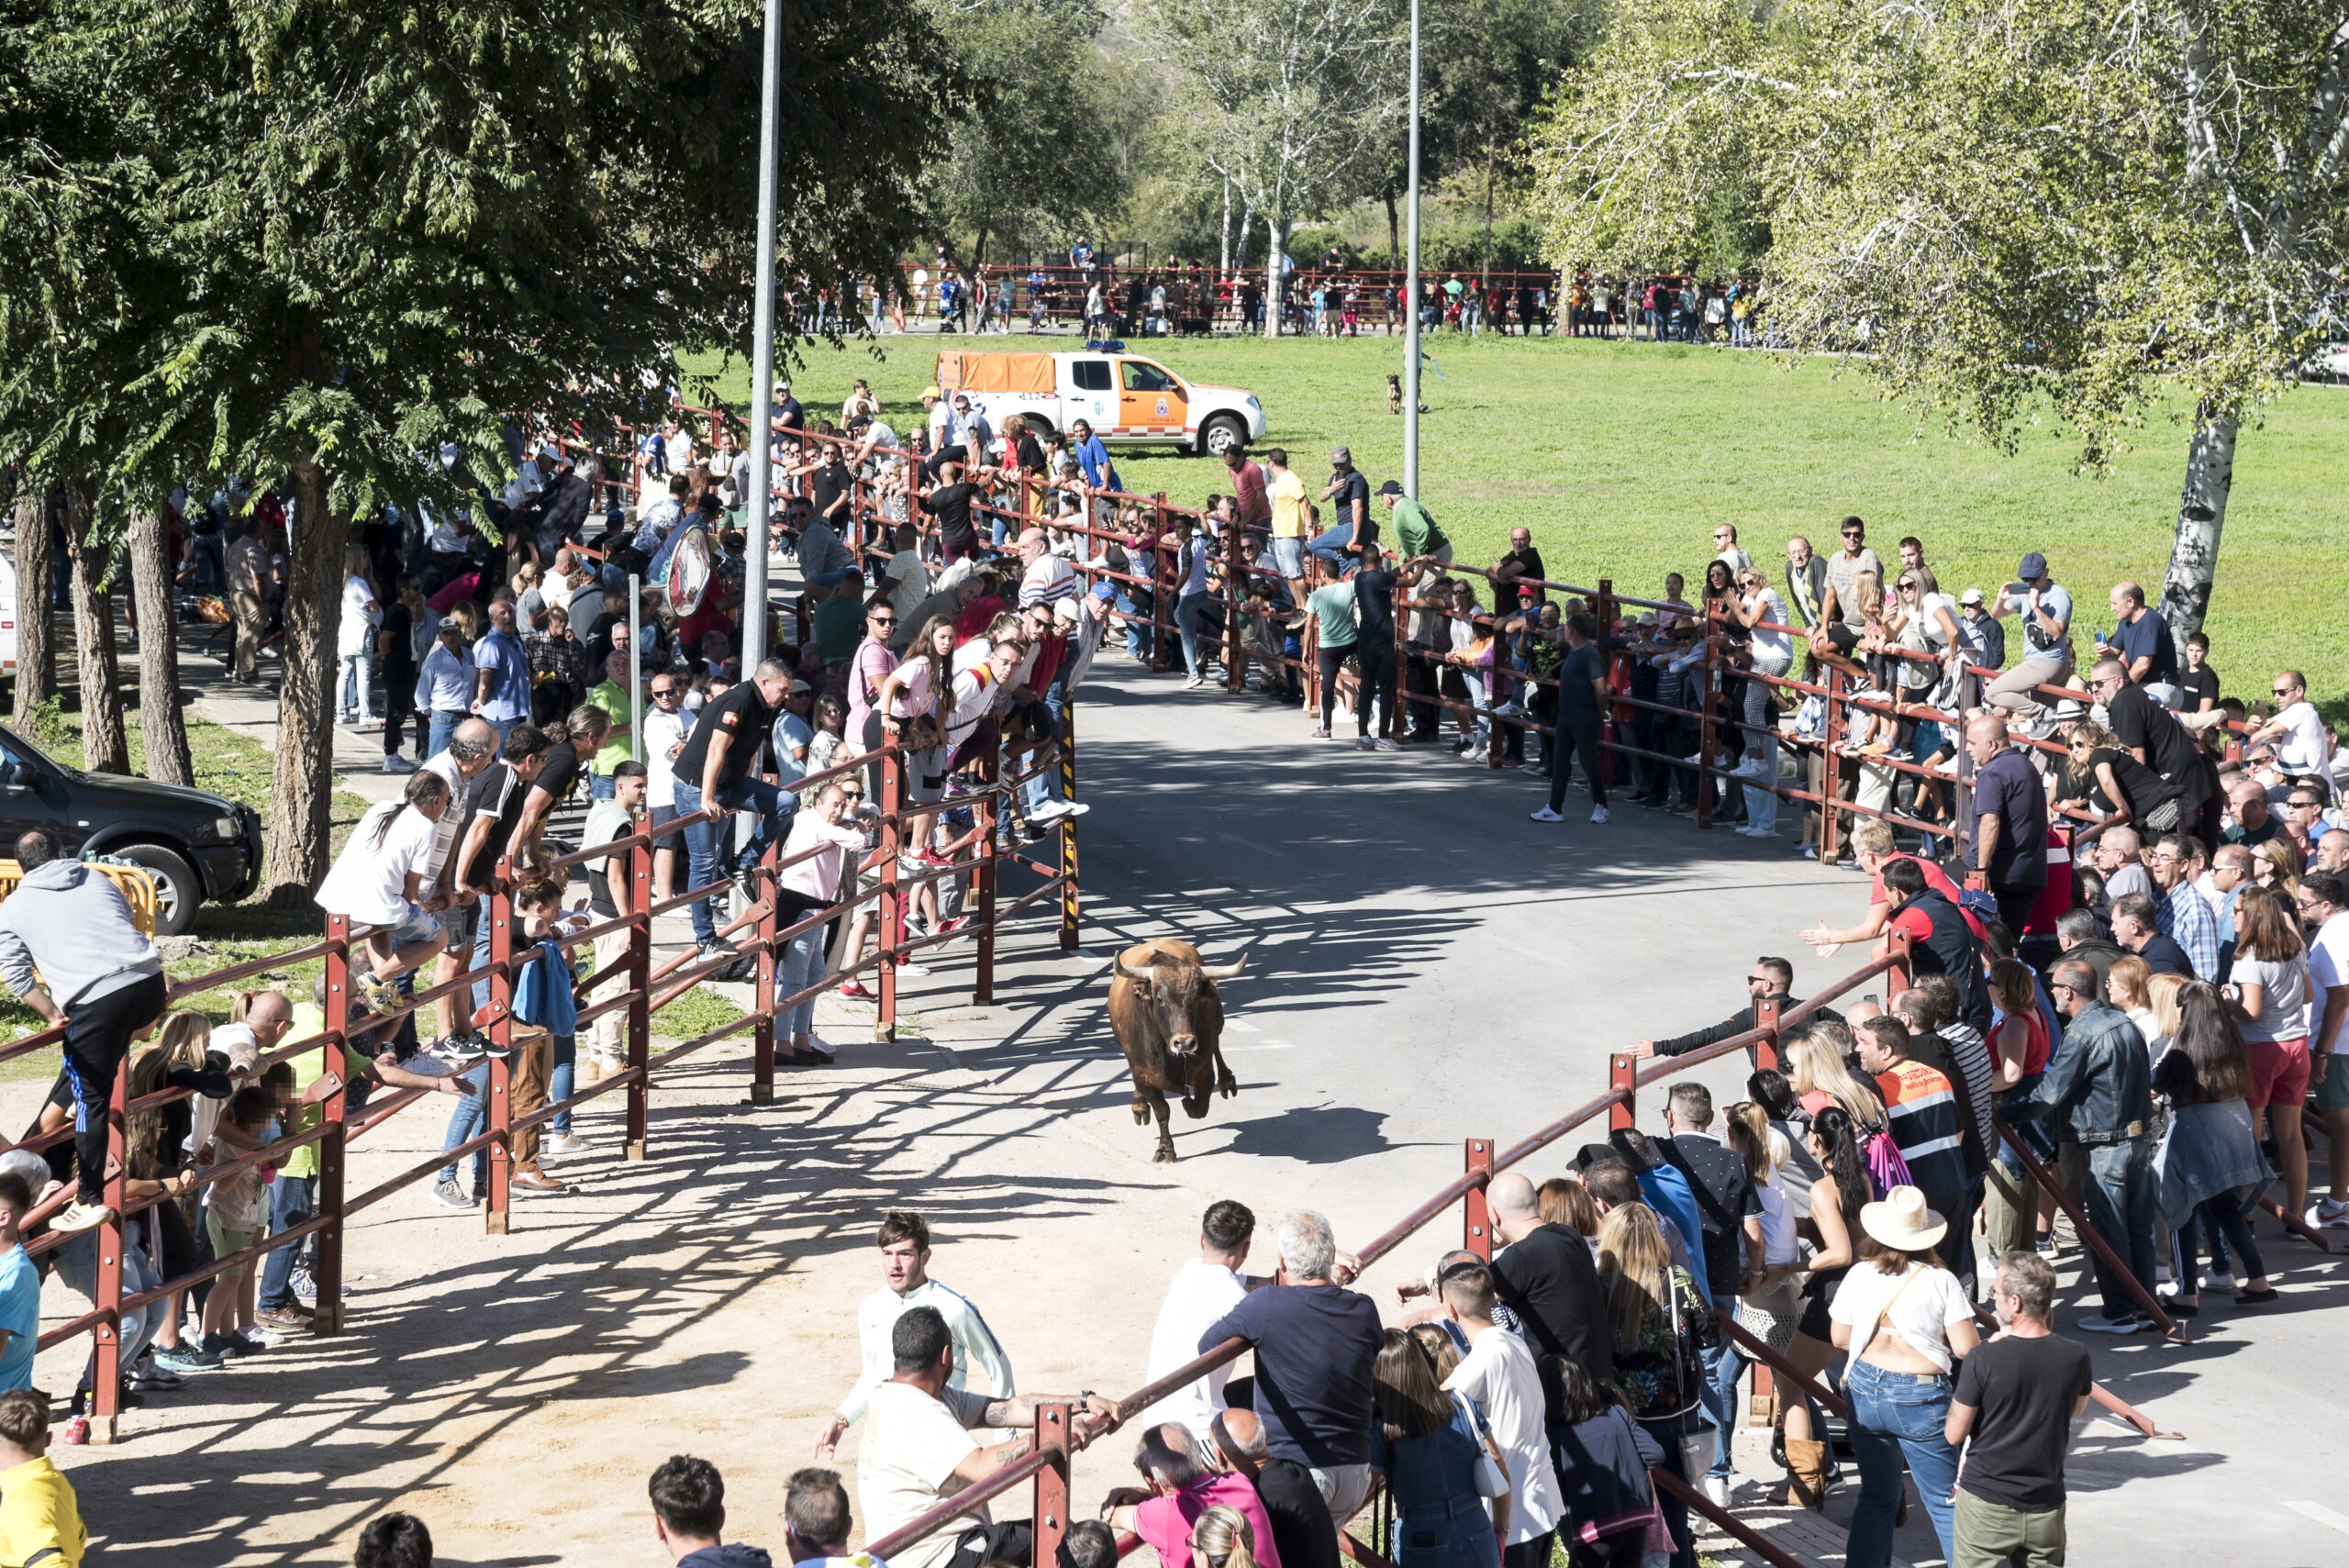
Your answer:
[1199,415,1246,458]
[115,843,200,937]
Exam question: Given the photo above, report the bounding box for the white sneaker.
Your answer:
[1183,675,1205,690]
[381,755,417,773]
[1530,806,1565,823]
[1590,806,1609,824]
[1059,802,1091,817]
[2310,1198,2349,1229]
[542,1132,590,1157]
[1701,1476,1731,1509]
[2200,1271,2238,1293]
[50,1202,114,1233]
[805,1034,838,1060]
[897,961,931,977]
[1727,756,1765,781]
[1029,801,1070,823]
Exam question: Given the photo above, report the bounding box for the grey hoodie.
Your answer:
[0,859,163,1007]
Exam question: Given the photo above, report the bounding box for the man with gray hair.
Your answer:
[1199,1209,1380,1568]
[1944,1251,2094,1566]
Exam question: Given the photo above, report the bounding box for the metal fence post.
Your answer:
[316,914,351,1334]
[484,873,516,1235]
[91,1055,128,1443]
[1034,1402,1073,1568]
[1224,526,1247,695]
[975,752,998,1006]
[1059,706,1080,951]
[1464,1139,1495,1260]
[878,745,903,1042]
[626,816,653,1162]
[1609,1052,1638,1132]
[752,838,778,1104]
[1151,494,1175,673]
[1753,994,1783,1073]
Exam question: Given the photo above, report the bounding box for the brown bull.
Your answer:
[1106,940,1244,1162]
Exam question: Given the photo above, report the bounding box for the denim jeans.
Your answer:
[339,648,374,718]
[258,1173,318,1310]
[2082,1138,2158,1318]
[427,709,465,762]
[549,1033,575,1137]
[589,772,617,801]
[1175,592,1209,678]
[1392,1496,1500,1568]
[776,925,826,1038]
[439,1061,495,1187]
[674,775,797,947]
[54,1233,162,1376]
[1306,525,1364,570]
[1844,1359,1959,1568]
[1699,1304,1743,1479]
[1020,684,1068,817]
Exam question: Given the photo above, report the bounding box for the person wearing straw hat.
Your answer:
[1828,1185,1979,1568]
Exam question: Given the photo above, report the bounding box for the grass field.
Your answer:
[685,333,2349,715]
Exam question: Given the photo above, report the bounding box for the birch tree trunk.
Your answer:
[1219,173,1232,272]
[2157,406,2236,639]
[262,460,347,903]
[1261,216,1290,340]
[1235,203,1254,273]
[127,508,193,785]
[62,481,128,774]
[9,492,52,728]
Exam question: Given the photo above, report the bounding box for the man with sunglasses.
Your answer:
[2245,671,2332,789]
[2009,959,2156,1333]
[1986,552,2075,730]
[1626,956,1839,1063]
[1817,517,1880,632]
[2277,784,2331,860]
[2091,657,2207,832]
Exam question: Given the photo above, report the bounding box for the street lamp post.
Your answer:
[1402,0,1422,498]
[742,0,783,666]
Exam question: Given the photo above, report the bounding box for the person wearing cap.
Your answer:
[920,384,951,450]
[1827,1185,1977,1568]
[1985,552,2075,728]
[1308,448,1374,571]
[1957,587,2005,670]
[1379,481,1450,570]
[416,614,478,762]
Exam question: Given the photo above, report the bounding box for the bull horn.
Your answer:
[1197,958,1247,981]
[1114,961,1155,982]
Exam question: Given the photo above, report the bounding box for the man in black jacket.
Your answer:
[1628,955,1841,1062]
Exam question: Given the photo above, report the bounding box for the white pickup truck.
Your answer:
[934,349,1267,457]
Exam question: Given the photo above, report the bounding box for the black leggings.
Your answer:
[1550,722,1609,813]
[1317,642,1359,731]
[1353,638,1397,739]
[62,973,169,1205]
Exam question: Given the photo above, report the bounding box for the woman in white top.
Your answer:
[336,544,384,726]
[2225,884,2313,1219]
[314,770,453,1013]
[773,781,876,1062]
[1728,569,1794,837]
[1725,1102,1804,1352]
[1829,1187,1978,1568]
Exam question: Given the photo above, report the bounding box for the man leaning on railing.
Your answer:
[857,1306,1117,1568]
[0,828,169,1234]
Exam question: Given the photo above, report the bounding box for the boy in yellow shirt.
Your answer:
[0,1387,83,1567]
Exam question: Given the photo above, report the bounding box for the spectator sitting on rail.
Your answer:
[354,1511,434,1568]
[672,659,799,961]
[857,1306,1116,1568]
[1626,954,1841,1063]
[1437,1262,1563,1568]
[1102,1423,1285,1568]
[651,1453,771,1567]
[315,770,455,1015]
[816,1210,1015,1462]
[2010,958,2158,1333]
[1197,1209,1381,1567]
[0,826,169,1233]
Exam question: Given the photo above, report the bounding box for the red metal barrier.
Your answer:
[7,730,1078,1443]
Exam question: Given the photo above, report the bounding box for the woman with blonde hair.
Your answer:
[1190,1504,1262,1568]
[1597,1203,1710,1568]
[2253,835,2305,903]
[128,1012,231,1375]
[2106,953,2158,1040]
[1785,1025,1883,1128]
[2145,971,2189,1060]
[337,540,384,727]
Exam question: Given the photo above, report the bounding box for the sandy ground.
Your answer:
[27,651,2349,1566]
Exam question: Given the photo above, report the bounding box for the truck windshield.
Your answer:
[1119,360,1178,394]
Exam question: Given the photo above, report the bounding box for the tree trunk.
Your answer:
[1235,203,1254,274]
[128,508,193,785]
[1385,187,1401,271]
[61,481,128,774]
[1219,173,1232,272]
[1480,143,1497,289]
[2157,406,2236,639]
[262,461,346,904]
[1262,217,1290,341]
[9,491,53,728]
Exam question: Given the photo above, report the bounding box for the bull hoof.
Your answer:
[1217,1068,1239,1098]
[1153,1142,1178,1163]
[1182,1095,1209,1120]
[1131,1101,1150,1126]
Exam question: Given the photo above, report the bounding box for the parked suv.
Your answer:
[0,722,262,935]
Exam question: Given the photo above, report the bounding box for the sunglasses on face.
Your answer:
[651,687,678,697]
[2274,687,2296,697]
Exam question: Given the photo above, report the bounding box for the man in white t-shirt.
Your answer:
[859,1306,1115,1568]
[2301,873,2349,1228]
[817,1210,1016,1462]
[417,719,502,1048]
[1438,1262,1564,1568]
[1141,1201,1270,1440]
[2248,672,2333,795]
